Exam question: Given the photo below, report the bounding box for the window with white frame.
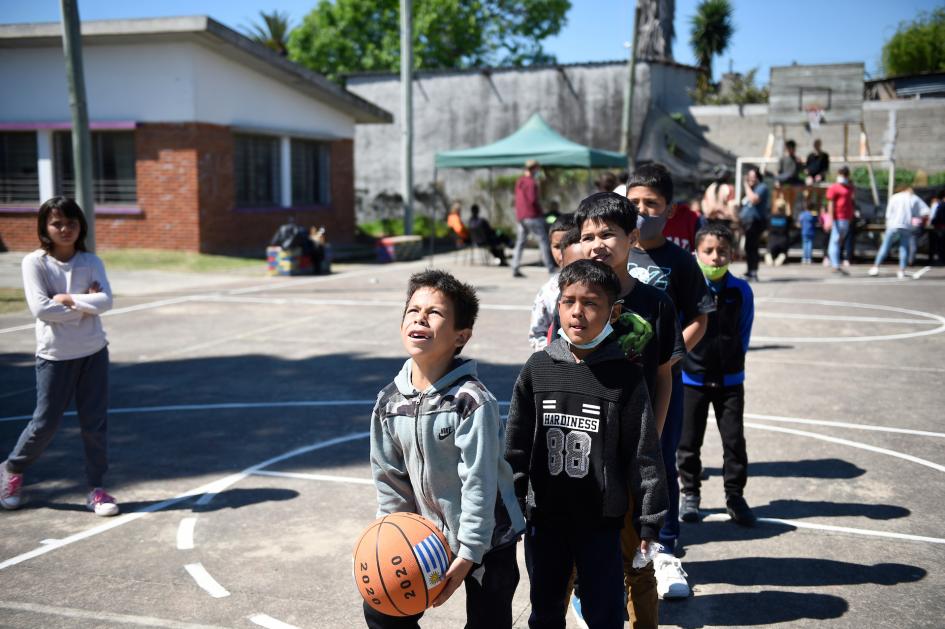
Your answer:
[291,138,331,206]
[53,131,136,204]
[234,133,281,207]
[0,132,40,203]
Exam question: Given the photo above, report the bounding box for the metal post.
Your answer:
[620,3,641,168]
[400,0,414,235]
[859,123,880,206]
[429,166,437,261]
[59,0,95,250]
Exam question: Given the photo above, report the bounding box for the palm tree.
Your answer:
[689,0,734,90]
[245,10,293,57]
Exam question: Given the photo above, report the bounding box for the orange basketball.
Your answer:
[353,512,454,616]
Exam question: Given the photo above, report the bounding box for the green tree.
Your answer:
[689,0,733,91]
[882,8,945,76]
[244,10,293,57]
[287,0,570,81]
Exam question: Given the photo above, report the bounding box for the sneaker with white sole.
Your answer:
[654,552,690,599]
[0,465,23,510]
[897,270,906,280]
[86,488,119,517]
[868,266,880,276]
[680,494,701,523]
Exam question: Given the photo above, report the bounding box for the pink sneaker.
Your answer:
[86,488,119,517]
[1,465,23,510]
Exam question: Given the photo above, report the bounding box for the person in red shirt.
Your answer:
[511,159,556,277]
[825,166,855,273]
[663,201,702,252]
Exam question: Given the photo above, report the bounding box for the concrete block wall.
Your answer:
[689,100,945,173]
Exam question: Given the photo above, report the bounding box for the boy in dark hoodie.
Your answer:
[368,270,526,628]
[505,259,667,629]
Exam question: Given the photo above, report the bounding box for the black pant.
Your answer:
[931,229,945,265]
[363,543,519,629]
[677,384,747,498]
[743,221,764,273]
[525,522,624,629]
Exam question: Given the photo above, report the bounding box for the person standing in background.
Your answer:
[805,139,830,211]
[511,160,556,278]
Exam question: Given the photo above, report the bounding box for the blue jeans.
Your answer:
[512,217,556,273]
[525,523,624,629]
[829,220,850,269]
[873,227,911,269]
[658,370,685,553]
[6,347,110,488]
[802,236,814,261]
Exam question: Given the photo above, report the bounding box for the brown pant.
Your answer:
[620,497,659,629]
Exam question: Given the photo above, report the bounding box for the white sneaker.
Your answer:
[868,267,879,277]
[897,270,906,280]
[86,488,119,517]
[774,253,787,266]
[0,465,23,510]
[764,252,774,266]
[654,552,690,599]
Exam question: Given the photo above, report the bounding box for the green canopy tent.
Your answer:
[430,113,627,258]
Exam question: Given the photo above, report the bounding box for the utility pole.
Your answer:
[620,2,641,170]
[400,0,414,235]
[60,0,96,250]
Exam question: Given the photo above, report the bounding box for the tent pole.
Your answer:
[430,166,438,262]
[489,168,495,218]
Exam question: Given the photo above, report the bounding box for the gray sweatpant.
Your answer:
[5,346,110,488]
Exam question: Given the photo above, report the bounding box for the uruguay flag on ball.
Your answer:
[413,534,450,588]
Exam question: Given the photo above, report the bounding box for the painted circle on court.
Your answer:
[752,298,945,343]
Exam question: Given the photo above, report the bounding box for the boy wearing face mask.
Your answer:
[505,259,667,629]
[677,223,756,527]
[625,163,715,599]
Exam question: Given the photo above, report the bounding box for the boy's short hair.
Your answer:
[838,166,851,177]
[573,192,639,235]
[38,196,88,253]
[405,269,479,332]
[557,226,581,252]
[695,222,735,249]
[627,163,673,205]
[549,214,574,235]
[747,166,763,179]
[557,259,621,305]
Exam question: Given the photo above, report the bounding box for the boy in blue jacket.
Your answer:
[676,223,757,527]
[368,270,526,628]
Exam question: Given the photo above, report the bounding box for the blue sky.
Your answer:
[1,0,940,81]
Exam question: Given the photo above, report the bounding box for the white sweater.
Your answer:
[21,249,113,361]
[885,191,930,230]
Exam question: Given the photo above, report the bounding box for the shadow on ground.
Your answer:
[706,458,867,479]
[660,590,849,626]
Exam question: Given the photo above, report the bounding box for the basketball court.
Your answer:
[1,252,944,628]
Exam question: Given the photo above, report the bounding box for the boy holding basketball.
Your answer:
[505,259,667,628]
[367,269,525,628]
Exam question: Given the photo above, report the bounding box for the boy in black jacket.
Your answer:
[505,260,667,629]
[677,223,756,526]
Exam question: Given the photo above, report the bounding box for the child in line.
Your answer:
[1,197,118,516]
[574,192,683,626]
[528,216,575,351]
[677,224,756,526]
[505,259,667,629]
[368,270,525,628]
[626,164,716,599]
[797,206,818,264]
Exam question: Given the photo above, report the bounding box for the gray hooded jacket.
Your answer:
[370,358,525,564]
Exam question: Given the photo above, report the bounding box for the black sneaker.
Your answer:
[680,494,701,523]
[512,270,526,278]
[726,495,757,527]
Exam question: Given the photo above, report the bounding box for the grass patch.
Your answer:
[0,287,26,315]
[98,249,263,273]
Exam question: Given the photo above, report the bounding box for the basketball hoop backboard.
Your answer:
[768,63,864,126]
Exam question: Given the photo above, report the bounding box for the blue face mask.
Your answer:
[558,321,615,350]
[637,213,667,240]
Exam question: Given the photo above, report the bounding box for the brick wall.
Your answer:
[198,137,356,256]
[1,126,357,255]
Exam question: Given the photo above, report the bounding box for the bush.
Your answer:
[356,215,450,239]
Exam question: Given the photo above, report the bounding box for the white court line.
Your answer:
[198,294,531,312]
[744,412,945,438]
[177,517,197,550]
[248,613,302,629]
[0,399,509,423]
[748,356,945,374]
[700,514,945,545]
[251,469,374,485]
[753,312,936,325]
[0,600,230,628]
[0,431,369,570]
[744,421,945,474]
[184,562,230,598]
